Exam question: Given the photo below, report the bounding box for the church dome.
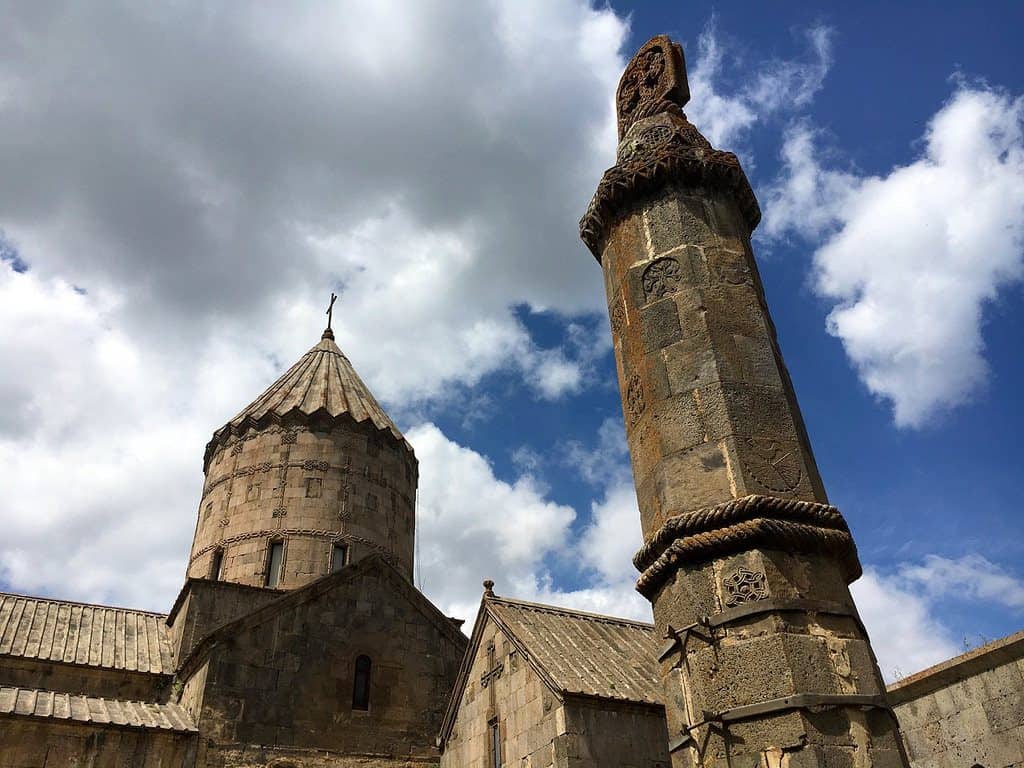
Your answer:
[203,329,410,471]
[188,327,418,590]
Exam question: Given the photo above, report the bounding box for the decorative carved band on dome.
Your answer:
[203,411,414,472]
[631,495,861,599]
[580,119,761,261]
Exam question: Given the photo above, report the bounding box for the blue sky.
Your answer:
[1,1,1022,680]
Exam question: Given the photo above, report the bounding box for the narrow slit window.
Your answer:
[352,655,371,710]
[331,543,348,573]
[210,549,224,581]
[490,720,502,768]
[265,541,284,587]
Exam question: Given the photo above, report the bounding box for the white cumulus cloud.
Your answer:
[0,0,630,609]
[851,569,960,682]
[687,22,833,150]
[852,553,1024,681]
[762,84,1024,426]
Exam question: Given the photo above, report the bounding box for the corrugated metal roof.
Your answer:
[488,597,662,705]
[0,592,174,676]
[0,686,196,733]
[208,332,408,453]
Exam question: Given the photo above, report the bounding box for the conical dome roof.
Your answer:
[205,330,409,466]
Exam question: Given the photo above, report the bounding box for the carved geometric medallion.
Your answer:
[641,257,683,302]
[638,124,675,148]
[723,567,769,607]
[616,35,690,139]
[744,438,802,493]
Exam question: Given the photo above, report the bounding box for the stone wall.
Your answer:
[179,557,466,766]
[562,697,668,768]
[441,616,670,768]
[188,420,417,589]
[167,578,283,666]
[0,719,197,767]
[889,630,1024,768]
[441,619,564,768]
[0,654,169,701]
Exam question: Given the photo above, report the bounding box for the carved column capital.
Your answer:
[580,113,760,260]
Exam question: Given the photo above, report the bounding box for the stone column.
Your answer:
[581,36,909,767]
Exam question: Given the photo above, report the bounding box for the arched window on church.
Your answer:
[210,548,224,581]
[352,655,371,710]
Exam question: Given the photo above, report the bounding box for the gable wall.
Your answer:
[183,566,465,767]
[441,618,566,768]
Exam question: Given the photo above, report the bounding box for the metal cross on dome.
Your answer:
[326,292,337,332]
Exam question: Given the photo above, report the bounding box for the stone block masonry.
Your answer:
[581,34,910,767]
[889,629,1024,767]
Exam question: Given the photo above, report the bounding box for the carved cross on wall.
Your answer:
[481,642,504,688]
[326,292,338,332]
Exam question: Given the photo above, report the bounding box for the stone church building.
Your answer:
[0,328,469,767]
[2,33,1023,768]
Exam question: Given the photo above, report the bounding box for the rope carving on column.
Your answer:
[632,495,861,599]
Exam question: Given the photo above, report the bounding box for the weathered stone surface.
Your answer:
[0,720,197,767]
[166,578,284,667]
[439,594,669,768]
[0,330,464,768]
[584,33,906,767]
[189,333,418,589]
[889,629,1024,767]
[180,555,465,766]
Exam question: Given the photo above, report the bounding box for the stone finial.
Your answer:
[616,35,689,139]
[482,579,495,597]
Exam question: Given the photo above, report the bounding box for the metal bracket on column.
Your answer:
[668,693,890,753]
[658,620,714,663]
[719,692,891,722]
[668,712,723,753]
[703,597,869,637]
